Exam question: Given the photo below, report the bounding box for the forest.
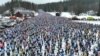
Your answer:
[0,0,99,15]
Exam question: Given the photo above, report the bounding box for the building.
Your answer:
[3,7,35,17]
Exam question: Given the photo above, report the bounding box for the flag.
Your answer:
[4,41,7,56]
[61,37,66,55]
[10,46,13,56]
[54,41,58,56]
[0,42,4,48]
[42,41,45,56]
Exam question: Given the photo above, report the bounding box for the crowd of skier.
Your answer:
[0,12,100,56]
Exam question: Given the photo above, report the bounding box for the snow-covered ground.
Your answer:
[73,20,100,25]
[77,16,100,20]
[47,12,75,18]
[47,12,100,25]
[47,12,100,19]
[34,12,39,16]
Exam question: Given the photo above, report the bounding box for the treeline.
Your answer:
[0,1,37,14]
[0,0,99,15]
[38,0,99,15]
[38,2,69,12]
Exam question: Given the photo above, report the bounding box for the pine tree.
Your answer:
[97,0,100,16]
[10,0,14,16]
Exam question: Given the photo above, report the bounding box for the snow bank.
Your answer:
[47,12,100,20]
[73,20,100,25]
[77,16,100,20]
[47,12,56,16]
[47,12,74,18]
[34,13,39,16]
[61,12,74,18]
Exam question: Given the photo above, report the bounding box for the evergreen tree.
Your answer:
[10,0,14,16]
[97,0,100,16]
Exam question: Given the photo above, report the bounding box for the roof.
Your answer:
[3,7,35,15]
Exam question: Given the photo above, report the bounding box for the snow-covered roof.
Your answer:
[3,7,35,15]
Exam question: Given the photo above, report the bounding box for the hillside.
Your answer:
[0,0,99,15]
